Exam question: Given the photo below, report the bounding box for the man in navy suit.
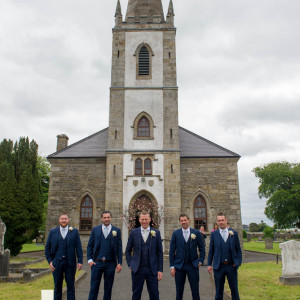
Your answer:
[207,213,242,300]
[45,213,83,300]
[87,210,122,300]
[125,211,163,300]
[169,214,205,300]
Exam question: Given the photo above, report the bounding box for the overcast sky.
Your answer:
[1,0,299,226]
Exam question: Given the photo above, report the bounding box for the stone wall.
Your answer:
[163,152,181,251]
[46,158,106,248]
[180,157,243,240]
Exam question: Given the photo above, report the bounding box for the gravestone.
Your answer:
[258,235,262,241]
[0,217,10,278]
[279,240,300,285]
[265,238,273,249]
[247,233,251,242]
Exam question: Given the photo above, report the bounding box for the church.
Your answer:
[46,0,242,251]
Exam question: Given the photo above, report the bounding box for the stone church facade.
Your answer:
[46,0,242,252]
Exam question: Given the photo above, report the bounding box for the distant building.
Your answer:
[46,0,242,251]
[242,224,249,232]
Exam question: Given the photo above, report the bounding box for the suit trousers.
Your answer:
[52,258,76,300]
[88,261,116,300]
[175,262,200,300]
[213,264,240,300]
[131,266,159,300]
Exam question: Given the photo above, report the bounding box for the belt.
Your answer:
[95,259,112,262]
[221,261,232,265]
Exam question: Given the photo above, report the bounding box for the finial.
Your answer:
[166,0,175,25]
[115,0,123,27]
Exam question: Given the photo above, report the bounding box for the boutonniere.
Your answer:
[69,227,73,232]
[191,233,196,240]
[229,230,234,236]
[150,230,156,238]
[112,230,117,237]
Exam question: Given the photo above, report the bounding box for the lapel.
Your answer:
[179,229,185,247]
[227,227,233,249]
[149,228,153,250]
[65,228,71,244]
[216,229,221,249]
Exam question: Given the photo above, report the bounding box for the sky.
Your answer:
[1,0,299,226]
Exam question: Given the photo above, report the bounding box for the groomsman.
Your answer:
[207,213,242,300]
[169,214,205,300]
[125,211,163,300]
[45,213,83,300]
[87,210,122,300]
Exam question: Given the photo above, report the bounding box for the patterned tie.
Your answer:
[62,227,67,239]
[184,230,188,242]
[142,229,147,242]
[104,226,108,238]
[222,230,227,242]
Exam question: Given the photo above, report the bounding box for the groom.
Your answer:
[207,212,242,300]
[169,214,205,300]
[125,211,163,300]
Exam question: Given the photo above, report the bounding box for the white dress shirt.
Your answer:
[141,226,150,242]
[219,228,229,242]
[102,224,112,238]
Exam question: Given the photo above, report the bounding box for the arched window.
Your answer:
[135,158,143,175]
[137,117,150,137]
[138,46,150,76]
[80,196,93,231]
[144,158,152,175]
[194,195,207,230]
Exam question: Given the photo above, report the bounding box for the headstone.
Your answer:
[265,238,273,249]
[0,217,6,253]
[23,269,32,281]
[247,233,251,242]
[0,218,9,278]
[258,235,262,241]
[279,240,300,285]
[41,290,54,300]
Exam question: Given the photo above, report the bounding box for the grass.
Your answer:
[227,261,300,300]
[20,243,45,253]
[243,241,281,255]
[10,257,37,263]
[0,260,82,300]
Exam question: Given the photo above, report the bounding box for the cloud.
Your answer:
[1,0,299,226]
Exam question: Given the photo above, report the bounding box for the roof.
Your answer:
[125,0,165,22]
[48,127,240,159]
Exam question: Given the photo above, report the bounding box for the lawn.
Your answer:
[20,243,45,253]
[243,241,281,255]
[0,260,82,300]
[233,261,300,300]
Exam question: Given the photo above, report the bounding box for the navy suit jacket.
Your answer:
[169,228,205,269]
[87,225,122,265]
[125,227,163,275]
[45,227,83,267]
[207,228,242,270]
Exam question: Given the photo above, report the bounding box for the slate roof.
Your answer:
[48,127,240,159]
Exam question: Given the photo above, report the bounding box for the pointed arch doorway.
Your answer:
[128,192,159,230]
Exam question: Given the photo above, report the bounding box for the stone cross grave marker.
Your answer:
[0,217,6,253]
[279,240,300,285]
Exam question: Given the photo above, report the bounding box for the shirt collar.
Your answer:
[103,224,112,230]
[60,225,68,231]
[141,226,150,232]
[182,227,190,233]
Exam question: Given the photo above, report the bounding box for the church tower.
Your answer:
[106,0,180,248]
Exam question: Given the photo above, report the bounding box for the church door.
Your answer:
[129,194,159,229]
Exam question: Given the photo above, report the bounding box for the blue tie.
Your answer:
[104,226,108,238]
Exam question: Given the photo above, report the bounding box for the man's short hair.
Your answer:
[101,210,112,217]
[59,213,69,219]
[179,214,190,220]
[217,212,226,218]
[139,210,151,217]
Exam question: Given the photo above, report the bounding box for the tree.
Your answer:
[37,156,50,231]
[0,137,44,256]
[253,161,300,229]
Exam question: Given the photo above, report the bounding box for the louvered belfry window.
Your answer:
[139,46,150,76]
[137,117,150,137]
